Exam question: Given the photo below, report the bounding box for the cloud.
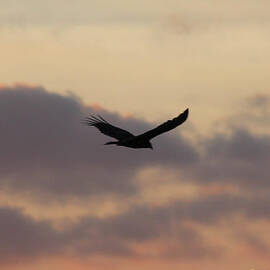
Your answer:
[1,85,270,265]
[0,84,197,200]
[0,205,134,262]
[194,128,270,188]
[74,207,220,259]
[0,206,65,261]
[1,84,270,199]
[190,93,270,189]
[1,0,270,28]
[0,203,220,263]
[2,192,270,263]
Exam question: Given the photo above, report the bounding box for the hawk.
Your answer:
[82,108,189,149]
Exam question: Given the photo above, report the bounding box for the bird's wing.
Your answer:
[82,115,134,140]
[138,108,189,140]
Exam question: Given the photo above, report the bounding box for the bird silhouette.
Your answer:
[82,108,189,149]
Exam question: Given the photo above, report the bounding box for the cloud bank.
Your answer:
[0,84,270,266]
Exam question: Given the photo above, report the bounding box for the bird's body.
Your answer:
[82,108,189,150]
[105,135,153,149]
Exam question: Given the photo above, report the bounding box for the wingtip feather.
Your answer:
[182,108,189,119]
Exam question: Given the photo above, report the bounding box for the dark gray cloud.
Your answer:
[1,85,270,197]
[0,205,134,262]
[0,85,197,199]
[77,210,219,260]
[192,92,270,189]
[194,128,270,188]
[206,129,270,162]
[67,193,270,259]
[1,85,270,264]
[2,192,270,263]
[0,206,65,261]
[0,202,220,263]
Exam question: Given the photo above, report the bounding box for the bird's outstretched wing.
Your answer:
[82,115,134,140]
[138,108,189,140]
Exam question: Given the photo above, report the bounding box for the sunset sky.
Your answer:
[0,1,270,269]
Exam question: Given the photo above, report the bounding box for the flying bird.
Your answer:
[82,108,189,149]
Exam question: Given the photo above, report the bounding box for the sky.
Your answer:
[0,1,270,269]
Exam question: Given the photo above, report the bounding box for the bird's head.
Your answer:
[148,142,153,150]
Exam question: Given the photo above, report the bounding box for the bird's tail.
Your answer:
[104,141,118,145]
